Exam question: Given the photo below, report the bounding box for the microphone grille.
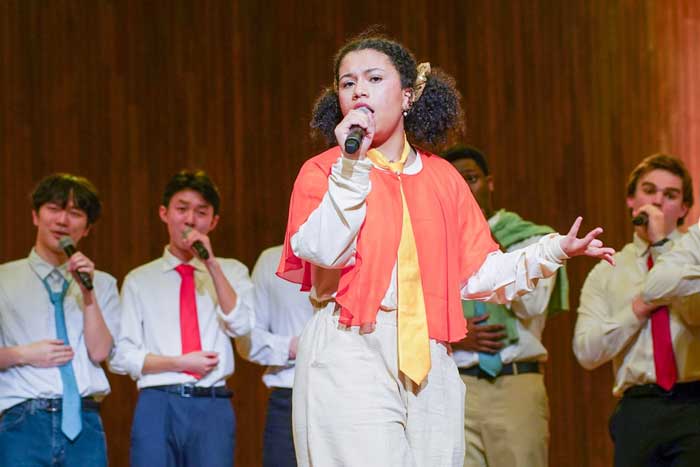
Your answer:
[58,236,75,249]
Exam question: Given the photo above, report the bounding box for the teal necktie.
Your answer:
[41,274,82,440]
[474,301,503,377]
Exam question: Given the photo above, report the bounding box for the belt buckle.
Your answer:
[44,399,61,412]
[180,384,195,398]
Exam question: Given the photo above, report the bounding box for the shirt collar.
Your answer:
[632,229,682,257]
[368,149,423,175]
[27,248,70,281]
[487,210,502,229]
[160,245,207,273]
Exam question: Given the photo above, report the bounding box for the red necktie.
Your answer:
[175,264,202,379]
[646,254,678,391]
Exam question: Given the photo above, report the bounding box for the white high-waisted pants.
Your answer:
[292,305,466,467]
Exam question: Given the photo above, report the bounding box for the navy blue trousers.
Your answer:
[263,388,296,467]
[131,388,236,467]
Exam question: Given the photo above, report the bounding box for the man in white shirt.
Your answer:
[110,170,253,467]
[443,146,568,467]
[574,154,700,466]
[236,245,314,467]
[0,173,120,467]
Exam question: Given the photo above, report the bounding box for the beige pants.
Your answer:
[293,305,466,467]
[461,373,550,467]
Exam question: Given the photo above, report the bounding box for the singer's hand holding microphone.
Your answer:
[631,204,666,243]
[182,227,212,261]
[336,106,375,159]
[59,236,94,292]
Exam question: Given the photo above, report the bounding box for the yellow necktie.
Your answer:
[367,137,431,386]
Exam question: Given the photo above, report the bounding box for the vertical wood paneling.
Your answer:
[2,1,699,465]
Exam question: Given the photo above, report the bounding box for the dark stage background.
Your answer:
[1,1,699,466]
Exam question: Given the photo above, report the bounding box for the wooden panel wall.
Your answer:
[1,1,698,465]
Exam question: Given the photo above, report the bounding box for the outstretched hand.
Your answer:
[560,217,616,266]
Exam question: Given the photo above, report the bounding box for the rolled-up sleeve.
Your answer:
[109,276,147,380]
[216,260,254,337]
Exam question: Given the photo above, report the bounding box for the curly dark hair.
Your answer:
[310,32,464,147]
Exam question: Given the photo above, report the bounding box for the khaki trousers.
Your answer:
[461,372,549,467]
[293,306,466,467]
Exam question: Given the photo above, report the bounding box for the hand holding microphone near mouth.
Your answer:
[59,236,94,292]
[336,106,375,159]
[630,204,667,244]
[182,227,212,261]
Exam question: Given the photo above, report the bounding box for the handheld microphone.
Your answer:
[344,107,371,155]
[632,211,649,226]
[183,228,210,260]
[58,236,94,291]
[344,127,364,154]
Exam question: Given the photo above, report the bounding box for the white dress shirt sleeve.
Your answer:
[216,260,254,338]
[644,226,700,303]
[461,233,567,305]
[573,261,644,370]
[505,235,558,320]
[291,156,373,268]
[236,251,293,367]
[109,275,147,380]
[96,273,122,357]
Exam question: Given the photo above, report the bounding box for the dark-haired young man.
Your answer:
[442,147,569,467]
[574,154,700,466]
[111,170,253,467]
[0,173,120,466]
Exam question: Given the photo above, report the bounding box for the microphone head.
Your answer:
[344,135,361,154]
[631,211,649,226]
[58,236,75,250]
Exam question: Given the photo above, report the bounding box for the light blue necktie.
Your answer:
[41,274,82,440]
[474,301,503,377]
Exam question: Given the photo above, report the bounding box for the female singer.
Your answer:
[277,32,614,467]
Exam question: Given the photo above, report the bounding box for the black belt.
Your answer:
[148,384,233,398]
[21,397,100,412]
[624,381,700,399]
[458,361,542,379]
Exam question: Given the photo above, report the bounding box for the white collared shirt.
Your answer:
[644,223,700,311]
[236,245,313,389]
[110,247,253,389]
[291,153,566,312]
[573,230,700,396]
[452,211,556,367]
[0,249,120,414]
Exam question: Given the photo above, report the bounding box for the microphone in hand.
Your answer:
[183,227,210,260]
[58,236,94,291]
[344,107,371,155]
[632,211,649,226]
[344,127,364,154]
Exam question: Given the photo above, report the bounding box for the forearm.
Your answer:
[291,156,371,268]
[573,307,643,369]
[82,293,114,363]
[142,353,184,375]
[207,260,238,315]
[0,346,24,369]
[462,234,566,304]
